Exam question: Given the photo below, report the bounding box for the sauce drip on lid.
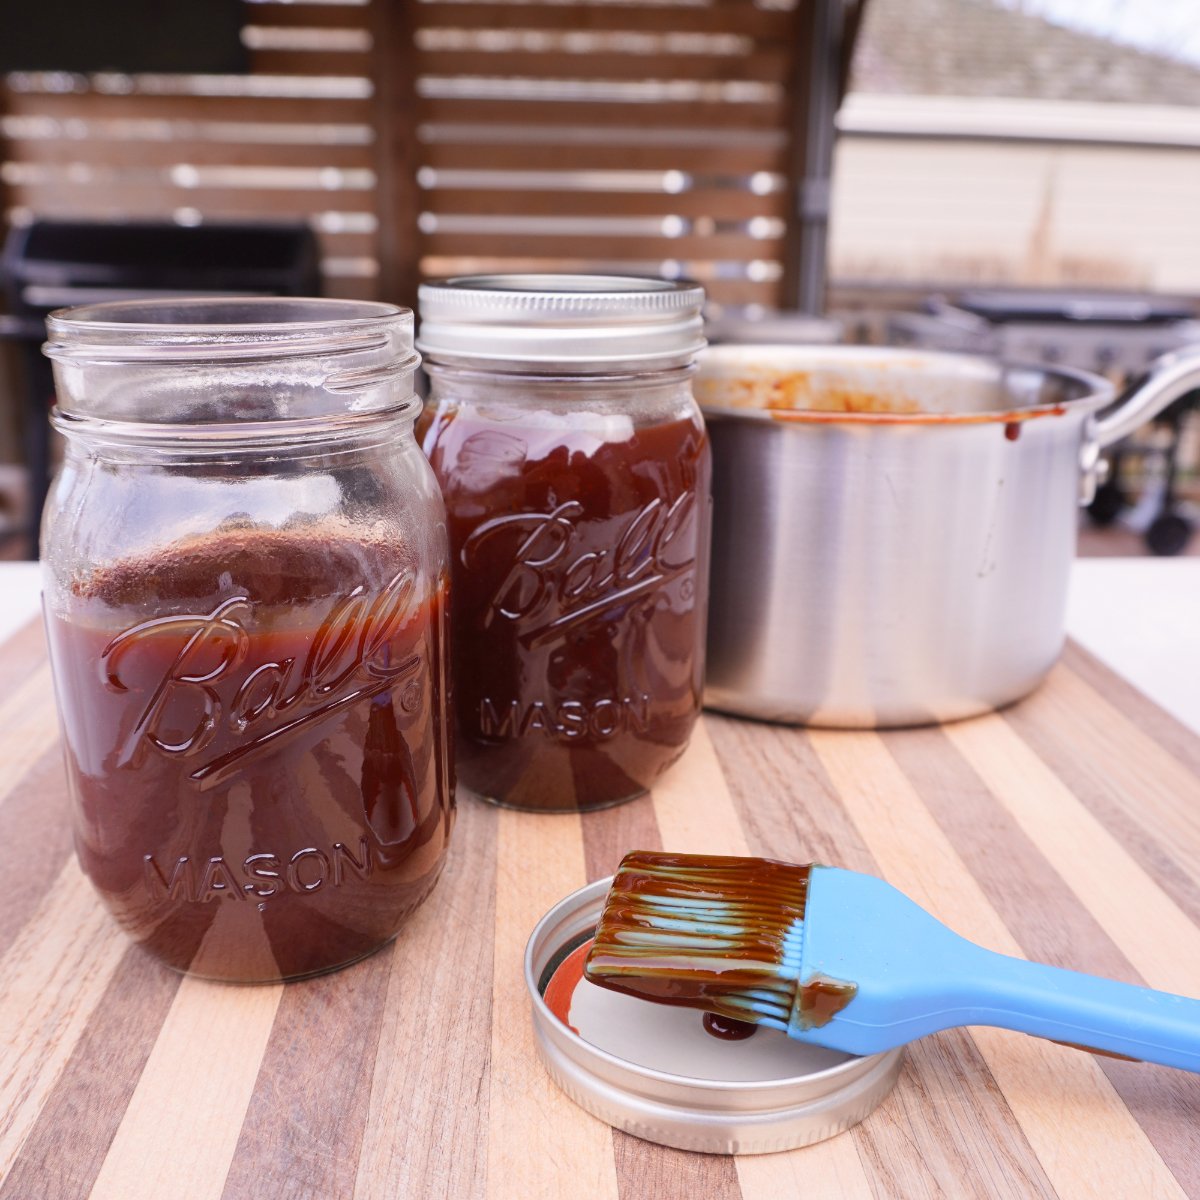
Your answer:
[702,1012,758,1041]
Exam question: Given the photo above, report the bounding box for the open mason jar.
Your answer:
[41,298,455,983]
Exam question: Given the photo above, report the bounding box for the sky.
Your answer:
[1004,0,1200,66]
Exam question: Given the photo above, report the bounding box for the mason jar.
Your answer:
[418,275,711,812]
[41,298,454,983]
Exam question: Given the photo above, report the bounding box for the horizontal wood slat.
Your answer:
[422,187,788,220]
[243,4,374,31]
[322,274,382,299]
[5,185,378,217]
[2,137,375,169]
[413,2,798,38]
[421,229,783,258]
[3,160,373,187]
[247,49,375,77]
[683,278,783,305]
[421,140,787,173]
[4,92,375,124]
[417,49,790,84]
[419,96,788,130]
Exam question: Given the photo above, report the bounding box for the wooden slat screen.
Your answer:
[0,0,380,299]
[409,0,801,307]
[0,0,807,308]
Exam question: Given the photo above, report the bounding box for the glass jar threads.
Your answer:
[418,275,711,812]
[41,298,455,982]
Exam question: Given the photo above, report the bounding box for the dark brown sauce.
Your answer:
[702,1012,757,1041]
[586,851,858,1031]
[45,529,455,981]
[698,362,1075,430]
[424,409,711,811]
[797,975,859,1030]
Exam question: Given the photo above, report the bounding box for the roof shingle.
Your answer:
[851,0,1200,106]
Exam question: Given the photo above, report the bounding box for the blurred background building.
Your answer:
[834,0,1200,304]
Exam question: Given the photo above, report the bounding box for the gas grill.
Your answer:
[0,219,322,556]
[890,290,1200,555]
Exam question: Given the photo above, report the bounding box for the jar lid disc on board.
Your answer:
[417,274,706,368]
[524,877,904,1156]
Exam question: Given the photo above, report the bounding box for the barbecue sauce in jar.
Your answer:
[46,531,453,981]
[418,275,711,811]
[41,298,454,981]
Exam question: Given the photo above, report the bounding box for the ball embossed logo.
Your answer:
[101,569,424,789]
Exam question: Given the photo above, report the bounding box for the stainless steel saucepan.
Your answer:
[696,344,1200,727]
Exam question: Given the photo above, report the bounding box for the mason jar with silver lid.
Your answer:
[417,275,712,813]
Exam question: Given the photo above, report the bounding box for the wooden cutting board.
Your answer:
[0,615,1198,1200]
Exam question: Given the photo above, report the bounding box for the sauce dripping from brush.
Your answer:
[702,1012,757,1041]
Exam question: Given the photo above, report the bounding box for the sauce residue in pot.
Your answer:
[696,369,1070,430]
[761,404,1067,428]
[703,371,924,416]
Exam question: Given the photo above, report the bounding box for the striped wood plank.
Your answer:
[1,616,1196,1198]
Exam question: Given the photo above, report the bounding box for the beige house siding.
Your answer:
[830,98,1200,294]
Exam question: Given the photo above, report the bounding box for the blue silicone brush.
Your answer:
[583,851,1200,1072]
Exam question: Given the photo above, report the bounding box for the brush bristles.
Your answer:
[584,851,810,1030]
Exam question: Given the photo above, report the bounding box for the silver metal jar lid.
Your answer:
[417,274,706,368]
[525,877,904,1155]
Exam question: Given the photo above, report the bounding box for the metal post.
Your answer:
[786,0,846,314]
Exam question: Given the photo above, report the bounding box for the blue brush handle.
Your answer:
[798,867,1200,1072]
[940,943,1200,1069]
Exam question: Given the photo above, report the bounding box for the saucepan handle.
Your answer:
[1092,343,1200,449]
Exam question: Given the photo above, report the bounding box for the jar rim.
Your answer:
[44,297,412,363]
[50,402,421,450]
[419,273,704,308]
[44,297,420,431]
